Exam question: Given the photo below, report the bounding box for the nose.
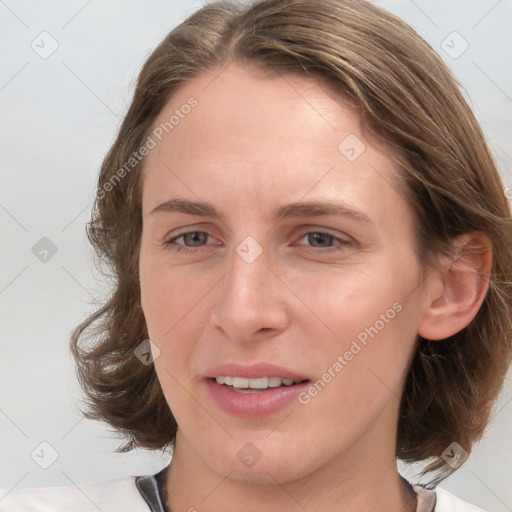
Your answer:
[210,239,290,343]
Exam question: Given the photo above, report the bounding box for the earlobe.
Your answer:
[417,232,492,341]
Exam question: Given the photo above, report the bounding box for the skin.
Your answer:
[138,62,491,512]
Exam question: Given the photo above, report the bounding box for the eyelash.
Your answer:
[163,230,352,254]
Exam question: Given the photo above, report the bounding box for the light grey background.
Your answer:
[1,0,511,510]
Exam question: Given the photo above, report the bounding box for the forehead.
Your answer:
[148,62,364,153]
[141,62,409,232]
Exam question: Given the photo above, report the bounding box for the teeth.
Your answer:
[215,376,302,389]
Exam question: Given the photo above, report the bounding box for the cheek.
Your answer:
[142,269,199,410]
[140,259,198,339]
[140,263,213,387]
[293,258,411,343]
[294,257,419,396]
[295,302,416,445]
[140,274,189,392]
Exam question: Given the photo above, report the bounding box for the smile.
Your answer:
[204,377,311,416]
[215,375,307,389]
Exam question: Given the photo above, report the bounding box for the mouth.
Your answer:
[202,362,312,416]
[203,375,311,417]
[212,375,310,393]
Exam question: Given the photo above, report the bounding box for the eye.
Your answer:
[163,229,352,254]
[295,231,352,251]
[164,231,214,254]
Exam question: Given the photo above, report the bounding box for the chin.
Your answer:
[204,438,317,486]
[217,458,310,487]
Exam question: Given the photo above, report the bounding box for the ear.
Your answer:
[417,232,492,340]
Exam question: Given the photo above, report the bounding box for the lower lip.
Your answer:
[204,378,310,417]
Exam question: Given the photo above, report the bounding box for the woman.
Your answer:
[2,0,511,510]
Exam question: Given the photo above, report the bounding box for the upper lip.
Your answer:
[203,362,310,381]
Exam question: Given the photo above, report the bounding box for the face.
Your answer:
[139,62,428,485]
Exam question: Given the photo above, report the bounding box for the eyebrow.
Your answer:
[150,198,373,224]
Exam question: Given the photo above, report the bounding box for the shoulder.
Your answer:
[412,483,489,512]
[0,475,150,512]
[434,486,489,512]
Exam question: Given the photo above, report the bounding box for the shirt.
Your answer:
[0,463,489,512]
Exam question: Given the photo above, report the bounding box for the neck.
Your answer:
[164,433,417,512]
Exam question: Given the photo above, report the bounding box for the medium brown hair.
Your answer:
[70,0,512,487]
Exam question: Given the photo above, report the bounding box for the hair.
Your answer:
[70,0,512,488]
